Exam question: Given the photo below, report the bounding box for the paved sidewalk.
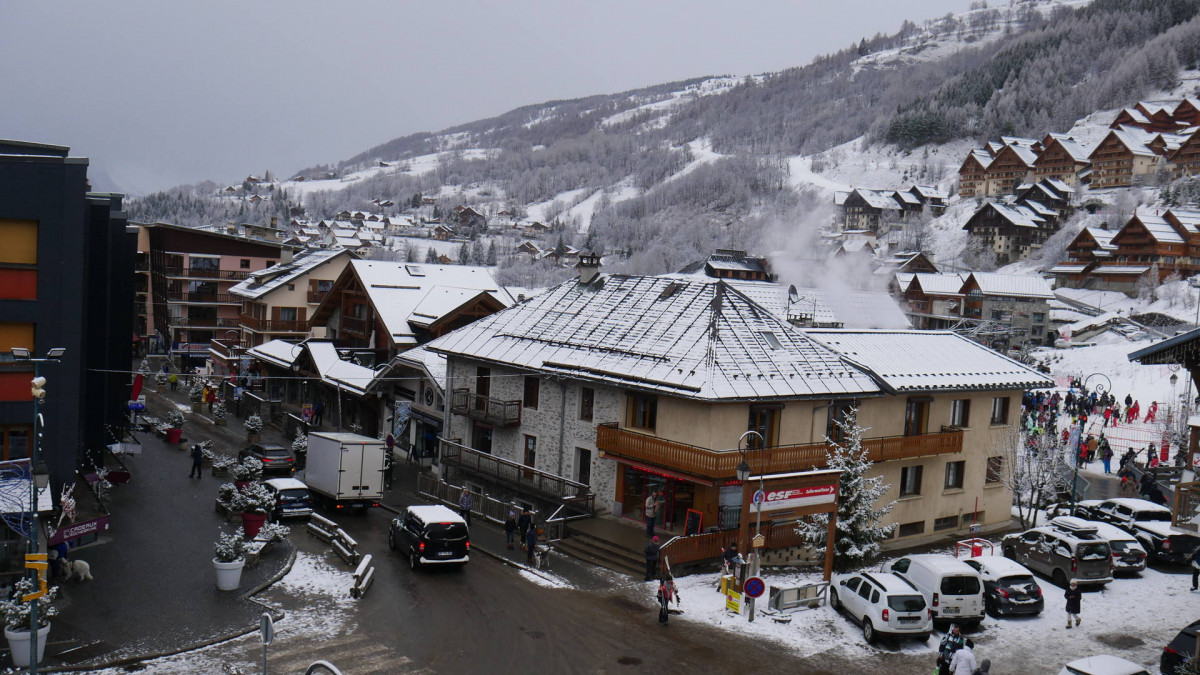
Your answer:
[17,377,296,671]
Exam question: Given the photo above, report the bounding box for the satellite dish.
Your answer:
[788,285,800,305]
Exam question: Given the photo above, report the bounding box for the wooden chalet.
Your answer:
[982,139,1038,197]
[1176,98,1200,127]
[1168,128,1200,179]
[1088,127,1160,189]
[908,185,947,214]
[842,188,903,233]
[961,202,1048,265]
[1033,133,1091,186]
[958,149,992,197]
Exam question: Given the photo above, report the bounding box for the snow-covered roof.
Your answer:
[332,228,358,237]
[979,202,1044,228]
[347,260,514,345]
[894,190,921,206]
[894,273,915,292]
[910,185,946,200]
[1116,107,1150,125]
[1049,264,1089,274]
[1167,208,1200,235]
[1092,265,1151,275]
[1023,200,1057,218]
[851,188,902,210]
[838,239,873,253]
[911,273,966,296]
[429,275,881,401]
[307,341,377,396]
[390,344,446,394]
[967,273,1054,299]
[1082,227,1117,250]
[229,248,350,300]
[727,281,909,330]
[334,237,362,247]
[1042,177,1074,194]
[965,149,993,169]
[1106,127,1157,157]
[1133,213,1184,243]
[1045,133,1090,162]
[247,339,303,369]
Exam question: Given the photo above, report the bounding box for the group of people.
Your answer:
[935,624,990,674]
[502,506,540,565]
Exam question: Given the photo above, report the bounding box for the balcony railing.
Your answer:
[439,439,593,507]
[161,267,250,281]
[169,317,241,329]
[240,314,308,333]
[449,389,521,427]
[209,339,245,360]
[595,424,963,481]
[307,290,329,305]
[166,292,241,304]
[340,315,372,335]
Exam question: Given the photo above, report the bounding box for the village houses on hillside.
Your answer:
[1052,207,1200,295]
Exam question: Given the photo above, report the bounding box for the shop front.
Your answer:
[616,462,707,533]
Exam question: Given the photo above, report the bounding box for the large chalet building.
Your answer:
[1053,208,1200,294]
[894,272,1054,347]
[959,136,1089,198]
[428,268,1050,554]
[838,185,947,233]
[961,178,1073,265]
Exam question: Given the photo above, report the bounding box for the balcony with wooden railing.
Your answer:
[450,389,521,427]
[161,267,250,281]
[170,316,240,329]
[340,315,372,336]
[307,290,329,305]
[239,314,308,333]
[166,291,241,304]
[595,423,963,481]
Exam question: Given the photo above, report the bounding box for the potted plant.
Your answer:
[213,529,247,591]
[292,432,308,470]
[197,440,215,466]
[211,454,235,477]
[245,414,264,443]
[154,369,168,392]
[189,381,204,414]
[255,522,290,554]
[165,409,186,447]
[231,482,273,539]
[1,578,58,667]
[231,458,263,489]
[212,402,228,427]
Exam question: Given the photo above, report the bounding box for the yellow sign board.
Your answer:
[752,533,766,548]
[23,554,48,602]
[725,589,742,614]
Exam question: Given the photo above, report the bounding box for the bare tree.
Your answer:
[999,426,1072,529]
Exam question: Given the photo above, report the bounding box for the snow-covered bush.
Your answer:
[230,482,274,514]
[155,371,168,386]
[212,402,228,421]
[166,410,185,429]
[214,529,246,563]
[245,414,264,433]
[217,483,238,504]
[291,432,307,454]
[189,381,204,403]
[257,522,291,543]
[0,578,58,631]
[212,454,235,470]
[231,458,263,483]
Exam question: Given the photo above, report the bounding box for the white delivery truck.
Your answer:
[303,431,387,511]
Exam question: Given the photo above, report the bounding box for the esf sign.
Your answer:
[754,484,836,512]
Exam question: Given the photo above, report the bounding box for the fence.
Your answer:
[350,554,375,599]
[417,473,539,526]
[306,513,361,566]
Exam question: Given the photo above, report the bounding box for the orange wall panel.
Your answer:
[0,322,34,352]
[0,269,36,299]
[0,219,37,264]
[0,371,31,402]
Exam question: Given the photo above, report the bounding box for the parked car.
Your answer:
[262,477,313,520]
[961,555,1044,617]
[1058,654,1149,675]
[239,443,296,476]
[883,554,985,627]
[829,571,932,643]
[1160,618,1200,675]
[1086,498,1200,565]
[1081,520,1147,574]
[388,504,470,570]
[1001,517,1113,588]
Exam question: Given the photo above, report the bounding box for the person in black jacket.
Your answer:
[517,508,532,548]
[188,444,204,479]
[1064,580,1082,628]
[644,536,661,581]
[504,511,518,550]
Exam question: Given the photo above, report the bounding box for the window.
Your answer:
[1031,326,1043,337]
[934,515,959,531]
[897,521,926,537]
[317,280,333,292]
[240,259,251,269]
[844,577,862,592]
[759,331,783,350]
[748,406,779,447]
[1032,312,1045,323]
[826,399,856,441]
[523,435,537,468]
[900,465,923,497]
[287,284,295,291]
[950,399,970,427]
[986,456,1004,483]
[990,397,1010,425]
[279,307,297,321]
[961,512,983,526]
[890,558,910,573]
[628,392,658,431]
[523,376,539,410]
[944,461,965,490]
[857,582,873,601]
[576,447,592,486]
[579,387,594,421]
[904,398,930,436]
[475,367,491,396]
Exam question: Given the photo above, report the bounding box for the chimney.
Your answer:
[280,246,294,264]
[576,252,601,284]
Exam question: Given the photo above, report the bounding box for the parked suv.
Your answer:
[883,554,985,627]
[1160,618,1200,675]
[1001,517,1113,587]
[1082,519,1147,574]
[961,555,1044,617]
[388,504,470,570]
[829,571,932,643]
[1085,498,1200,565]
[239,443,296,476]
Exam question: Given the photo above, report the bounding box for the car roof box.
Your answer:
[1050,515,1099,535]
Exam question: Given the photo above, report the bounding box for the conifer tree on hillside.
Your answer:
[424,247,439,263]
[795,408,896,573]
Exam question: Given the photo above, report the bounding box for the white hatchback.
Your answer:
[1057,654,1149,675]
[829,571,933,644]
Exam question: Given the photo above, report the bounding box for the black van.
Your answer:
[388,504,470,570]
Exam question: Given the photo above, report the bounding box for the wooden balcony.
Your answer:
[595,423,963,481]
[170,317,240,329]
[161,267,250,281]
[167,292,241,304]
[307,290,329,305]
[239,314,308,333]
[340,315,371,336]
[450,389,521,427]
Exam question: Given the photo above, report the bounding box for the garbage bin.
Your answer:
[166,428,182,444]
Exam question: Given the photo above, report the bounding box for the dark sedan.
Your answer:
[962,556,1044,617]
[239,443,296,475]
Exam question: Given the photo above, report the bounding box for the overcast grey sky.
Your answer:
[1,1,973,194]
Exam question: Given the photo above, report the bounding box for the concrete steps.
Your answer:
[554,533,645,578]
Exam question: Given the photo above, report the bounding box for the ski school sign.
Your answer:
[753,484,837,512]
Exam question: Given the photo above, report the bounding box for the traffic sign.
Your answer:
[744,576,766,599]
[752,489,764,504]
[260,612,274,645]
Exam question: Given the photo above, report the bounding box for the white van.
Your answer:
[884,554,985,627]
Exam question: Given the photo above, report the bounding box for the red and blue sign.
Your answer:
[744,576,765,599]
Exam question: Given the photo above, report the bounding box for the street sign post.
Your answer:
[260,612,273,674]
[744,576,766,599]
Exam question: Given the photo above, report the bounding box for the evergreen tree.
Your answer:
[405,243,419,263]
[424,247,439,263]
[795,409,896,572]
[411,193,422,209]
[486,241,498,266]
[458,242,472,264]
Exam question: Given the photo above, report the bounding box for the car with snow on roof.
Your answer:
[1056,654,1149,675]
[1085,498,1200,565]
[960,555,1043,617]
[829,571,932,644]
[1001,517,1113,588]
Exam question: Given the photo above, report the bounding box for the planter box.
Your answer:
[244,541,268,569]
[211,465,230,477]
[191,402,203,414]
[247,432,261,444]
[214,418,227,426]
[214,500,243,523]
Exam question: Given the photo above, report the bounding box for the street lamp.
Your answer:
[12,348,65,674]
[737,429,766,623]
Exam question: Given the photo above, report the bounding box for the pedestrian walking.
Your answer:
[937,624,965,675]
[312,401,324,427]
[950,639,977,674]
[644,536,661,581]
[188,443,204,478]
[644,491,661,537]
[1125,393,1133,407]
[504,511,518,550]
[1190,545,1200,591]
[656,575,679,625]
[1147,443,1157,468]
[1064,580,1082,628]
[517,508,532,548]
[205,387,216,414]
[1145,401,1159,424]
[458,488,472,526]
[382,451,394,491]
[525,524,539,565]
[1100,436,1113,474]
[168,373,178,391]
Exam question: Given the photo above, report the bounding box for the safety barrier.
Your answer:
[306,513,361,566]
[350,554,375,599]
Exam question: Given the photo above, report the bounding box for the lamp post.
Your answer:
[737,429,766,623]
[12,347,65,674]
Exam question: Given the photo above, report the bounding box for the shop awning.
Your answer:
[601,454,714,486]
